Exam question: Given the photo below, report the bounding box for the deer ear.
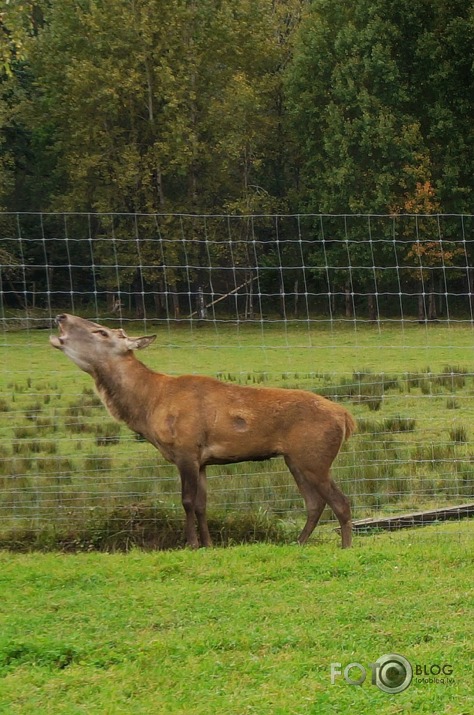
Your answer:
[125,335,157,350]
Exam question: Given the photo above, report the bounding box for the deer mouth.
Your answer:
[49,316,67,349]
[49,332,65,349]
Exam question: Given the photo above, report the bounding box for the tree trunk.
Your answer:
[345,281,352,318]
[467,269,474,320]
[246,273,254,320]
[172,289,180,320]
[418,292,426,322]
[294,279,299,318]
[428,274,437,321]
[279,282,286,320]
[368,293,377,322]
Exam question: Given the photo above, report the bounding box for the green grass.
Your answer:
[0,321,473,544]
[0,522,473,714]
[1,321,472,714]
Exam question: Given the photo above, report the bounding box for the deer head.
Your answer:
[50,313,156,373]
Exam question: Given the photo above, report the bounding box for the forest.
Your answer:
[1,0,474,318]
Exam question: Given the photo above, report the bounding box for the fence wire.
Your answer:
[1,212,473,539]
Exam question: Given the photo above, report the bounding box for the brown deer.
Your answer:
[50,314,356,548]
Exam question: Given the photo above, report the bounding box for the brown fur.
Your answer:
[50,314,356,548]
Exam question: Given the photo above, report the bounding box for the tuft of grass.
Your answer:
[411,442,456,467]
[64,415,95,434]
[354,418,383,434]
[36,416,58,433]
[0,456,33,478]
[0,503,296,553]
[437,364,468,390]
[24,401,43,421]
[13,425,34,440]
[449,425,469,443]
[12,439,42,455]
[383,415,416,432]
[366,395,382,411]
[64,403,93,418]
[95,422,121,446]
[84,454,113,474]
[0,398,11,412]
[318,370,398,411]
[79,387,103,407]
[41,440,58,455]
[35,456,74,475]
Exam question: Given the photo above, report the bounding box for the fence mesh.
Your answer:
[1,212,473,539]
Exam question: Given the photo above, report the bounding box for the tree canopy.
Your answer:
[1,0,473,214]
[285,0,474,213]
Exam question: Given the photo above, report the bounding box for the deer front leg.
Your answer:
[196,467,213,547]
[178,460,200,548]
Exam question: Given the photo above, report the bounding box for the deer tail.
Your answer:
[344,410,357,441]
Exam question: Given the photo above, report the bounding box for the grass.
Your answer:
[0,320,473,545]
[0,522,473,714]
[0,319,472,711]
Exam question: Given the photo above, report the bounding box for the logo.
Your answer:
[330,653,412,693]
[372,654,413,693]
[331,655,455,693]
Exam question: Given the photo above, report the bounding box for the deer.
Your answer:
[50,314,356,548]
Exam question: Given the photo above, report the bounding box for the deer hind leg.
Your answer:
[178,460,200,548]
[196,468,213,548]
[284,456,327,545]
[315,478,352,549]
[285,456,352,548]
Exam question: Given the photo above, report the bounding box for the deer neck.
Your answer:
[92,355,159,433]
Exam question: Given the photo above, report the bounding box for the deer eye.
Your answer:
[93,329,108,338]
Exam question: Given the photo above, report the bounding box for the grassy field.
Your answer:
[0,522,473,714]
[0,319,473,544]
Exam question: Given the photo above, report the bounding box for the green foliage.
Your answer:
[14,0,297,214]
[2,0,472,218]
[285,0,474,213]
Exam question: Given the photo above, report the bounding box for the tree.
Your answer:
[398,182,465,321]
[8,0,304,314]
[285,0,474,214]
[19,0,301,216]
[0,0,33,209]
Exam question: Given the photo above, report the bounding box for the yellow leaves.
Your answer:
[404,180,440,214]
[396,177,465,278]
[406,240,464,268]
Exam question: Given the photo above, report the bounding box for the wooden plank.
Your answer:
[349,503,474,533]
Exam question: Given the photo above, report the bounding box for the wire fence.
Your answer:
[1,212,473,541]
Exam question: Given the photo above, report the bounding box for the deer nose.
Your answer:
[56,314,67,324]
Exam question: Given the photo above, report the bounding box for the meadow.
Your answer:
[1,319,473,714]
[0,522,473,714]
[0,319,473,547]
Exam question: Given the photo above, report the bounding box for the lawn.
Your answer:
[0,320,474,544]
[1,320,473,712]
[0,521,473,714]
